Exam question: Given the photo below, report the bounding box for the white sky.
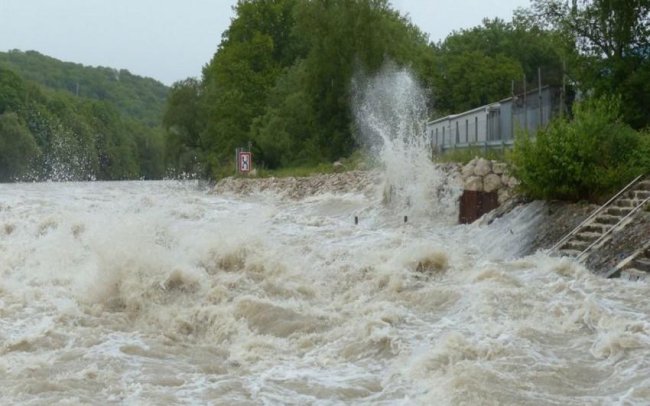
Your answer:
[0,0,531,86]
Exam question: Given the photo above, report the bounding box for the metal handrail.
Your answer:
[577,195,650,262]
[550,174,646,252]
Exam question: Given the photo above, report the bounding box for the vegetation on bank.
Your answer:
[508,0,650,202]
[163,0,648,198]
[0,0,647,200]
[162,0,567,179]
[0,54,167,181]
[511,97,650,201]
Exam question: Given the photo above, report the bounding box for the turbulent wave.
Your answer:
[352,63,461,222]
[1,180,649,405]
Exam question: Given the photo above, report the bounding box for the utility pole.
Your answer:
[510,80,515,141]
[523,75,527,134]
[538,68,543,127]
[560,58,566,118]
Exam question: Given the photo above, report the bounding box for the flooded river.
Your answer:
[1,178,649,405]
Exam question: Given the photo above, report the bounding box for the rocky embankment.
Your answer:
[214,170,383,199]
[459,157,519,205]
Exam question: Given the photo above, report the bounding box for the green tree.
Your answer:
[0,112,40,180]
[432,51,523,113]
[250,61,318,168]
[84,101,138,180]
[528,0,650,128]
[163,78,202,175]
[429,18,567,115]
[199,0,302,177]
[0,67,27,114]
[292,0,430,161]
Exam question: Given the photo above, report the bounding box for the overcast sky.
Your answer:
[0,0,531,86]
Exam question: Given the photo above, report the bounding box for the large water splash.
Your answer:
[352,63,459,221]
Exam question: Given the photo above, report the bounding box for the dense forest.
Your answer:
[1,0,648,184]
[0,51,168,181]
[163,0,649,179]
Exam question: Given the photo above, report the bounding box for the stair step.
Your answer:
[563,240,591,251]
[636,180,650,191]
[573,231,602,242]
[582,224,607,234]
[593,214,623,225]
[633,190,650,200]
[615,199,637,208]
[558,248,582,257]
[551,176,649,261]
[621,268,648,282]
[606,206,631,216]
[633,258,650,272]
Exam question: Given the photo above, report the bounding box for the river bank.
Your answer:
[215,169,650,275]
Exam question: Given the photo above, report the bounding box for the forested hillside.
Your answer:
[0,50,168,126]
[0,56,167,181]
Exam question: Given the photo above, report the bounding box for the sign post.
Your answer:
[238,150,252,174]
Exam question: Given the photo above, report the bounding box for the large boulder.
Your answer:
[461,162,476,178]
[464,176,484,192]
[498,188,511,205]
[483,173,503,193]
[473,158,492,177]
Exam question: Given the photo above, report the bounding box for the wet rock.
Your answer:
[483,174,503,193]
[464,176,483,192]
[461,162,476,178]
[497,188,511,205]
[214,170,382,200]
[473,158,492,177]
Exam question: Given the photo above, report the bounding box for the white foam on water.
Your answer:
[353,63,461,223]
[0,180,649,405]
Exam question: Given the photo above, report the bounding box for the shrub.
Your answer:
[510,96,648,202]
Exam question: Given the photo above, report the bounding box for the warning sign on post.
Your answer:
[238,151,252,173]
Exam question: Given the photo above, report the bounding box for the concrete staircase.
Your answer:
[551,175,650,262]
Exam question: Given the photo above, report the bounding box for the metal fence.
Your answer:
[428,86,561,153]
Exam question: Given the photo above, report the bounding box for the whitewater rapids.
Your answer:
[0,179,649,405]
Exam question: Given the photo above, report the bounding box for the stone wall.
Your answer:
[460,158,519,205]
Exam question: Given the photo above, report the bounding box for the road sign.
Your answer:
[238,151,252,173]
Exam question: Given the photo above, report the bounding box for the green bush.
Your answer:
[510,96,649,202]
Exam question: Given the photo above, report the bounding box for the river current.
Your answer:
[1,179,649,405]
